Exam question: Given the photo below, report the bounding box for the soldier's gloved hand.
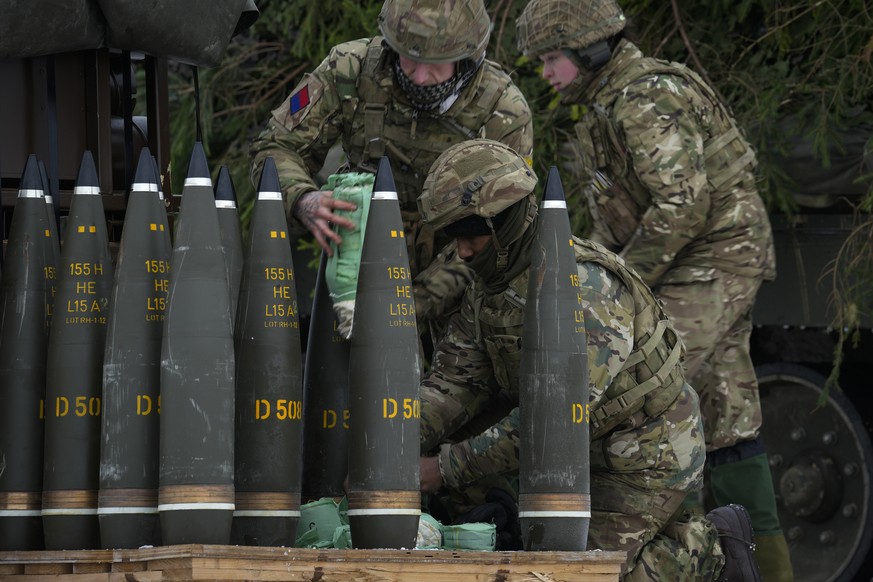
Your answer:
[324,172,373,339]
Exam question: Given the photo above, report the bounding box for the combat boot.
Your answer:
[707,504,763,581]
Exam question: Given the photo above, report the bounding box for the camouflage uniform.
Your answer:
[250,34,533,325]
[517,2,790,579]
[417,140,724,579]
[569,39,776,451]
[421,237,724,579]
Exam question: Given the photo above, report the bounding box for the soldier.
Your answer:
[250,0,533,335]
[516,1,790,579]
[417,138,761,581]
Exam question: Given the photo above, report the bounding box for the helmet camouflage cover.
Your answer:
[516,0,626,57]
[378,0,491,63]
[419,139,538,232]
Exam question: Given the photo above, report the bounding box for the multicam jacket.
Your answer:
[420,238,705,495]
[250,37,533,275]
[574,40,775,286]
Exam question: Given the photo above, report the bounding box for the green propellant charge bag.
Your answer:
[295,497,345,548]
[324,172,374,339]
[440,522,497,551]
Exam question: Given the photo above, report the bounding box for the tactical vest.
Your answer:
[476,238,686,441]
[577,49,757,249]
[332,38,521,274]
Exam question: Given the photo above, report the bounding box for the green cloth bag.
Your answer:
[440,522,497,551]
[324,172,373,339]
[294,497,345,547]
[416,513,443,549]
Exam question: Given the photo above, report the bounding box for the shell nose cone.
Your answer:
[133,147,158,187]
[186,141,211,182]
[542,166,566,203]
[256,157,281,193]
[74,150,100,189]
[374,156,397,194]
[20,154,43,192]
[215,166,239,202]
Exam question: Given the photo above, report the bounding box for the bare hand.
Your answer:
[420,455,443,494]
[294,189,357,255]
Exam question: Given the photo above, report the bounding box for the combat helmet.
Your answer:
[378,0,491,64]
[419,139,537,234]
[516,0,626,57]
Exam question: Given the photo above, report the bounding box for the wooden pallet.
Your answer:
[0,545,625,581]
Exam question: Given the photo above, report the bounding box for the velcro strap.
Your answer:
[624,319,668,368]
[710,148,756,190]
[363,103,386,159]
[589,334,682,435]
[703,126,741,159]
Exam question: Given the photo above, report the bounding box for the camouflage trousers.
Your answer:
[656,272,763,451]
[592,476,724,581]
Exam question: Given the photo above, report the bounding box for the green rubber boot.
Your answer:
[709,452,794,582]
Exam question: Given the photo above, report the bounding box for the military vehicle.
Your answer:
[750,121,873,581]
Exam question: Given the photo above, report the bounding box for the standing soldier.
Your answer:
[416,139,761,581]
[516,1,789,579]
[250,0,533,335]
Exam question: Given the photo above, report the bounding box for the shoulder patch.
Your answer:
[277,75,324,129]
[290,85,310,114]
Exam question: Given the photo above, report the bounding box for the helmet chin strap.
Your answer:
[485,196,537,271]
[486,216,510,270]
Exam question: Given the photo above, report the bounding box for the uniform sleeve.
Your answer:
[419,289,521,489]
[419,290,501,454]
[576,260,635,405]
[249,48,348,229]
[614,77,711,285]
[482,81,534,162]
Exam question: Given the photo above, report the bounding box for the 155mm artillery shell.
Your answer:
[43,151,114,550]
[347,157,421,549]
[98,148,171,548]
[215,166,243,328]
[231,157,303,546]
[519,167,590,551]
[301,251,350,501]
[0,155,56,550]
[158,142,235,545]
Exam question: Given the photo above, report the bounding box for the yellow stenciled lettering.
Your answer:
[323,409,337,429]
[56,396,68,417]
[388,302,415,316]
[74,396,101,417]
[383,398,398,419]
[572,402,585,424]
[256,399,271,419]
[402,398,420,419]
[137,394,153,415]
[386,266,409,280]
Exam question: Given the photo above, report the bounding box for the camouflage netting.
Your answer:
[516,0,626,56]
[418,139,538,232]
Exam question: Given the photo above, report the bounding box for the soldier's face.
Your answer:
[539,50,579,92]
[398,56,456,86]
[456,234,492,261]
